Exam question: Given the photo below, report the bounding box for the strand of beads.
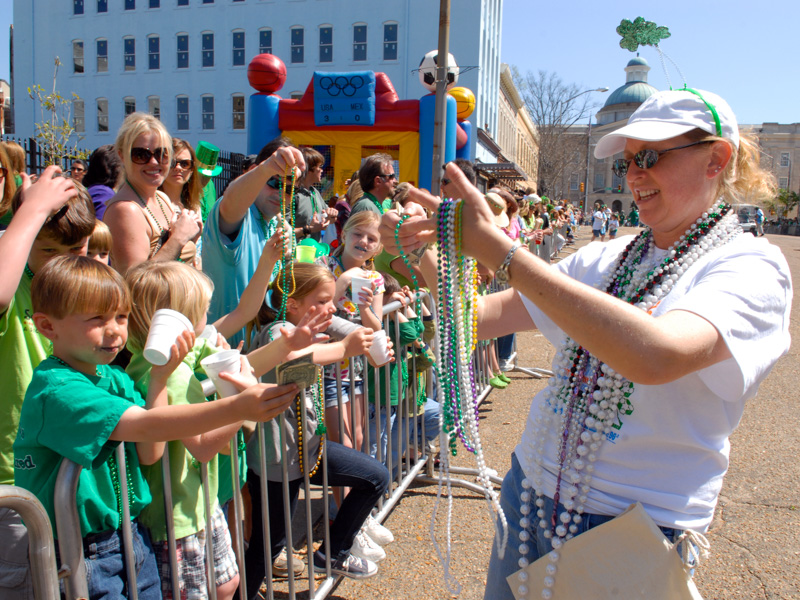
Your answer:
[515,202,741,600]
[394,214,423,317]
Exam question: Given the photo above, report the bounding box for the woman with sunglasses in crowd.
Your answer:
[104,113,202,274]
[384,88,792,599]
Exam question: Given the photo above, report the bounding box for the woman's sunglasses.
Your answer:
[612,140,713,178]
[171,159,193,170]
[131,146,170,165]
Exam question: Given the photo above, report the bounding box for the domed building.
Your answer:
[567,56,659,219]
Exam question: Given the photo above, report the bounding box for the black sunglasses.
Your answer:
[171,159,193,170]
[131,146,170,165]
[379,173,397,181]
[612,140,713,179]
[266,176,282,190]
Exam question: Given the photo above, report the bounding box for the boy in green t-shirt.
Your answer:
[14,255,299,599]
[0,167,94,599]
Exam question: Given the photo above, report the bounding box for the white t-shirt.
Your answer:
[592,211,605,229]
[515,233,792,531]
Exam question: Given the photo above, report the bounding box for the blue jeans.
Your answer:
[244,441,389,598]
[367,399,440,474]
[484,454,690,600]
[496,333,515,363]
[83,520,160,600]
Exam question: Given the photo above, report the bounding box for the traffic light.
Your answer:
[579,182,585,193]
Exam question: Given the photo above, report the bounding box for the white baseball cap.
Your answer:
[594,88,740,159]
[524,193,542,205]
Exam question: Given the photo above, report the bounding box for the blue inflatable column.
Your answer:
[456,120,472,160]
[418,94,457,192]
[248,94,282,156]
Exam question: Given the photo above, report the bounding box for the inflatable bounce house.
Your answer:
[246,51,476,195]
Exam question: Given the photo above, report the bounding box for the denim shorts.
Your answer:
[592,228,602,237]
[323,377,363,409]
[82,520,161,600]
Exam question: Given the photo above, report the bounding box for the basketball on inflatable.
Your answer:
[448,87,476,120]
[247,54,287,93]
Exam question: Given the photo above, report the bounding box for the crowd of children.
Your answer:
[0,120,524,599]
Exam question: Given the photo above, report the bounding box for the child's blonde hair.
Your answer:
[32,255,130,319]
[125,261,213,352]
[88,220,112,254]
[256,261,334,327]
[332,210,381,267]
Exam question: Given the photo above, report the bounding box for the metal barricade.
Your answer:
[0,485,60,600]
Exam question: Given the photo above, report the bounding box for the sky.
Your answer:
[0,1,797,126]
[500,0,800,126]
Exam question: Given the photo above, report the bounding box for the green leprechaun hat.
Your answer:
[196,141,223,177]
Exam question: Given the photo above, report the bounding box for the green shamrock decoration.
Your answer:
[617,17,671,52]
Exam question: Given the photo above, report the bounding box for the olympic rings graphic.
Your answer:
[317,74,366,97]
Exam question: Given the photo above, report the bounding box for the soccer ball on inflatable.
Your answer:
[247,53,287,94]
[418,50,459,93]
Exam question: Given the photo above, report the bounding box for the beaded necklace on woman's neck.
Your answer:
[126,178,171,234]
[515,202,741,600]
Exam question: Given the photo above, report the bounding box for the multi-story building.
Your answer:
[12,0,503,159]
[749,123,800,197]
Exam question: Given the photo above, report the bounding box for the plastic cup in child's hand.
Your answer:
[368,330,391,366]
[198,324,218,347]
[295,245,316,263]
[200,350,242,398]
[350,275,372,304]
[143,308,194,366]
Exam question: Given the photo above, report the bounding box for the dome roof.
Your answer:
[626,56,649,67]
[603,81,658,107]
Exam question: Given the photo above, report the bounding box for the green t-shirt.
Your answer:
[200,180,217,223]
[366,318,423,407]
[127,340,222,542]
[14,359,152,537]
[350,192,386,216]
[0,271,52,485]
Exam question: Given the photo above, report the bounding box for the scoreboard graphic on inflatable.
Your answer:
[313,71,376,126]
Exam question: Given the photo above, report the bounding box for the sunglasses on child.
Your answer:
[131,146,170,165]
[612,140,713,178]
[171,159,194,170]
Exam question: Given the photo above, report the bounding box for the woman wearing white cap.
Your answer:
[381,88,792,599]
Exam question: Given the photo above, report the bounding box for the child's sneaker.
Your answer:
[350,530,386,563]
[363,514,394,545]
[272,547,304,577]
[313,550,378,579]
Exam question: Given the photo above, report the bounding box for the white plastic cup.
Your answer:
[368,330,391,366]
[143,308,194,366]
[200,350,242,398]
[198,324,218,347]
[350,275,372,304]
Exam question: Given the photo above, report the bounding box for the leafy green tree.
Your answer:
[765,189,800,220]
[27,57,89,167]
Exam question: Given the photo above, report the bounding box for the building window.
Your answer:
[291,27,304,64]
[73,0,84,15]
[594,172,605,192]
[124,97,136,116]
[353,24,367,62]
[612,173,625,193]
[149,0,160,7]
[290,91,303,100]
[202,0,214,3]
[124,37,136,71]
[319,26,332,63]
[570,176,579,191]
[148,36,160,70]
[202,32,214,67]
[125,0,135,9]
[383,23,397,61]
[148,96,160,119]
[780,152,790,167]
[779,177,789,189]
[232,30,245,66]
[177,96,189,130]
[97,0,107,13]
[96,39,108,72]
[97,98,109,132]
[177,34,189,68]
[177,0,188,5]
[202,96,215,130]
[72,41,84,74]
[232,94,245,129]
[73,99,85,132]
[259,29,272,55]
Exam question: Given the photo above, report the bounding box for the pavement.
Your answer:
[291,227,800,599]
